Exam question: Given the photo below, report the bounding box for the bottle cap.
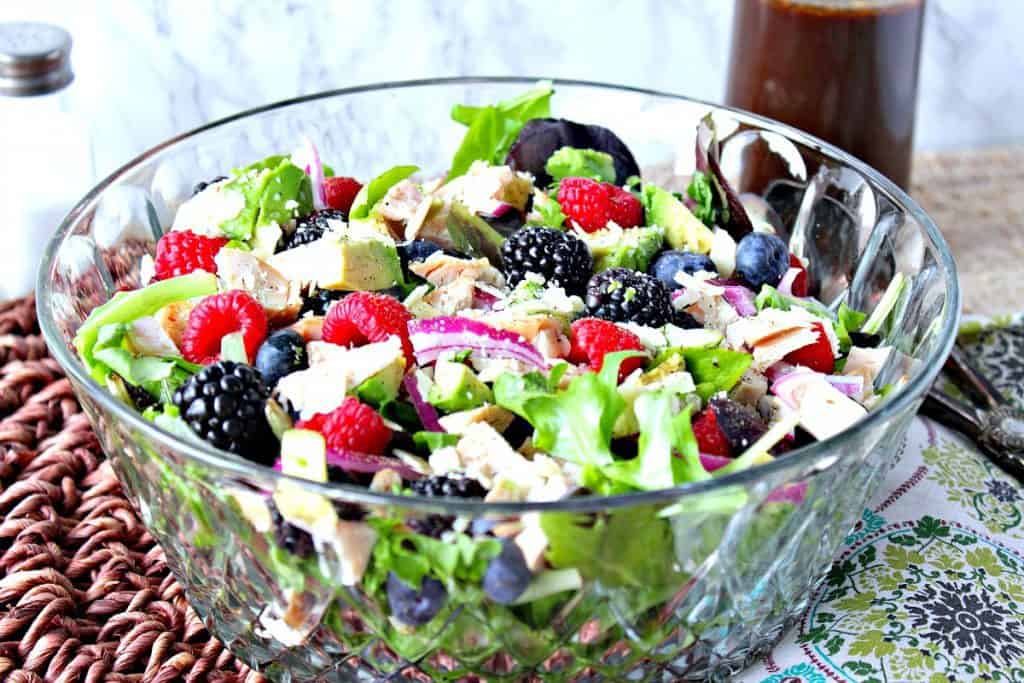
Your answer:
[0,22,73,97]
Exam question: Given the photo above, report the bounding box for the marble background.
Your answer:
[8,0,1024,182]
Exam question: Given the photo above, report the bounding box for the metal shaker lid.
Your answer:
[0,22,73,96]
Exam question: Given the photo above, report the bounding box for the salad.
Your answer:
[73,82,906,646]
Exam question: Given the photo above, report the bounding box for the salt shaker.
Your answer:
[0,22,94,299]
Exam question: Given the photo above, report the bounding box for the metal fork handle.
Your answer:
[921,386,982,441]
[944,346,1007,410]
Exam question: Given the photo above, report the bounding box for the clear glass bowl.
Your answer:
[37,78,959,681]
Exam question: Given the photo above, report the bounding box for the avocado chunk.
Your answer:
[353,355,406,406]
[219,155,313,242]
[279,428,328,482]
[269,224,404,291]
[427,360,493,413]
[641,184,714,254]
[578,224,665,273]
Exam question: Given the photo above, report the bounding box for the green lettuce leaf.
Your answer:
[348,165,419,220]
[515,351,643,467]
[530,191,567,229]
[544,147,616,184]
[603,392,709,491]
[448,81,553,180]
[681,347,752,401]
[412,431,460,452]
[74,271,218,382]
[686,170,717,227]
[219,155,313,241]
[364,518,502,596]
[540,505,684,591]
[492,364,567,419]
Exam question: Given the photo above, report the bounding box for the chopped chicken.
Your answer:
[780,373,867,440]
[215,247,302,325]
[732,368,769,405]
[290,316,324,342]
[844,346,893,394]
[436,162,533,215]
[410,252,506,289]
[376,180,425,239]
[423,278,477,315]
[404,198,458,251]
[482,313,570,360]
[155,299,194,349]
[439,404,515,434]
[126,316,180,357]
[276,338,405,418]
[171,180,245,237]
[370,468,403,493]
[514,515,549,572]
[329,521,378,586]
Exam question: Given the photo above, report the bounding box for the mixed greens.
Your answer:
[74,82,909,648]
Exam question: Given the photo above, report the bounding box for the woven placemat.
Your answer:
[0,147,1016,681]
[911,145,1024,317]
[0,297,264,683]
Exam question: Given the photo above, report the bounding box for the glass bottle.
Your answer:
[725,0,925,188]
[0,21,93,299]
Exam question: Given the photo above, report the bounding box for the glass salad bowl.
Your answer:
[37,78,958,681]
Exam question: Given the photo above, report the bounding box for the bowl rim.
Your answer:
[36,76,960,514]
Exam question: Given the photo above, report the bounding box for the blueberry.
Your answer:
[386,572,447,626]
[649,250,718,290]
[254,329,307,388]
[398,240,442,270]
[483,539,532,605]
[734,232,790,290]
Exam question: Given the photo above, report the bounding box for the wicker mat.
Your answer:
[0,296,264,683]
[0,147,1019,682]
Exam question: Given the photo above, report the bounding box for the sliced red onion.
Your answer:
[294,136,326,210]
[766,481,808,504]
[486,202,515,219]
[777,268,801,296]
[825,374,864,398]
[326,448,423,480]
[764,362,797,383]
[472,287,500,310]
[770,368,817,409]
[721,284,757,317]
[408,316,549,370]
[402,373,444,432]
[700,452,732,472]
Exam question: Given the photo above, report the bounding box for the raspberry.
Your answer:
[324,176,363,213]
[300,397,392,454]
[788,254,809,297]
[557,177,643,233]
[692,406,731,457]
[153,230,228,280]
[322,291,413,366]
[783,322,834,373]
[569,318,645,382]
[181,290,268,365]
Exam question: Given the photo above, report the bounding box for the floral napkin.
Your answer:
[743,319,1024,683]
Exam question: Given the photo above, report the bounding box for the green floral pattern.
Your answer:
[748,320,1024,682]
[798,517,1024,682]
[923,438,1024,538]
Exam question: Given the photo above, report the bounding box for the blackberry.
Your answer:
[269,501,315,559]
[672,310,701,329]
[409,475,487,499]
[585,268,673,327]
[300,288,346,317]
[407,514,455,539]
[281,209,346,251]
[192,175,227,196]
[125,382,157,411]
[500,227,593,294]
[171,361,274,463]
